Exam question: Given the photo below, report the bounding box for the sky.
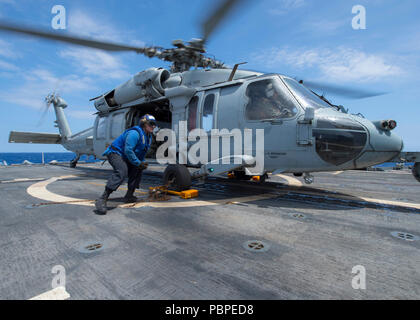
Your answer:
[0,0,419,152]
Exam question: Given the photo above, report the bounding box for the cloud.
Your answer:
[0,68,96,110]
[67,110,96,120]
[253,46,403,82]
[67,10,121,41]
[59,48,130,80]
[302,19,347,34]
[268,0,305,15]
[0,39,18,59]
[60,10,133,81]
[0,58,19,71]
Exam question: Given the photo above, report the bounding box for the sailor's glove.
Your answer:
[138,161,148,170]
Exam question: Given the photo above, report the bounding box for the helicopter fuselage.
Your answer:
[73,68,404,175]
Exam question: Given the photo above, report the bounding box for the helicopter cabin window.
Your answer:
[188,96,198,132]
[96,117,107,140]
[202,94,215,132]
[245,78,298,121]
[111,112,125,139]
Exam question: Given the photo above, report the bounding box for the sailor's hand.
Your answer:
[138,161,148,170]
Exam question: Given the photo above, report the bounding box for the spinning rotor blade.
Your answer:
[301,80,388,99]
[0,21,149,53]
[37,99,51,127]
[201,0,245,43]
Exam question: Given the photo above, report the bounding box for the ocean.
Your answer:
[0,153,100,165]
[0,152,413,168]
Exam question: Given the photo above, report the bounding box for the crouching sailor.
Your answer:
[95,114,156,215]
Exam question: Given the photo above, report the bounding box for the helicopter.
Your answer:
[2,0,420,190]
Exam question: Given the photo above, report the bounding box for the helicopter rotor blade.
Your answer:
[36,99,51,127]
[201,0,245,43]
[0,21,150,54]
[300,80,388,99]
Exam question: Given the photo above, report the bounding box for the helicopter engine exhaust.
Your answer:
[94,67,170,112]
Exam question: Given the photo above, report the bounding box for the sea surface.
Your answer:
[0,153,99,165]
[0,153,413,168]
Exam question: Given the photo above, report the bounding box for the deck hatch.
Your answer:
[243,240,270,252]
[390,232,419,242]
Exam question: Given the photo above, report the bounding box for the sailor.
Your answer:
[95,114,156,215]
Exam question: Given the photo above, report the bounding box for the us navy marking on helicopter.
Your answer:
[1,0,420,191]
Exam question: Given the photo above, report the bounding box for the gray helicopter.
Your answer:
[2,0,420,190]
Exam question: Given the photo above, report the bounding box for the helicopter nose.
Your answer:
[369,124,403,152]
[354,119,403,167]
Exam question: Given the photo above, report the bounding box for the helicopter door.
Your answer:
[185,90,219,165]
[110,111,126,139]
[186,93,201,165]
[200,89,219,163]
[93,115,109,159]
[241,77,301,172]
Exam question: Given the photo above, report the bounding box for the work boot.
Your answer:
[95,187,112,215]
[124,189,138,203]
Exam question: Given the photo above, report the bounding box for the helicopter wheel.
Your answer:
[70,155,80,168]
[412,162,420,183]
[163,164,192,191]
[232,170,251,181]
[260,173,268,183]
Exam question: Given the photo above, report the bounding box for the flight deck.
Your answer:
[0,162,419,299]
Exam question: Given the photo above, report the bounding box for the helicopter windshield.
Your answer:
[282,77,332,110]
[245,78,298,121]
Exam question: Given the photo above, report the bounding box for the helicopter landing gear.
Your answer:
[232,170,252,181]
[163,164,192,191]
[251,173,268,183]
[303,172,314,184]
[412,162,420,183]
[70,155,80,168]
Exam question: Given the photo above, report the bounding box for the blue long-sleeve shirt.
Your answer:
[103,126,151,166]
[124,130,143,166]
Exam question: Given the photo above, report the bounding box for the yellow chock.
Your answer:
[252,176,261,182]
[149,186,199,199]
[178,189,199,199]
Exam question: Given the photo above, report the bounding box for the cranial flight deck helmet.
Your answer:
[140,114,157,127]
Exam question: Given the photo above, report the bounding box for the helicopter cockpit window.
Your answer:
[245,78,298,121]
[96,117,107,140]
[202,94,215,132]
[283,78,331,110]
[188,96,198,132]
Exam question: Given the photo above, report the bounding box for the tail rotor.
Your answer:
[37,92,56,127]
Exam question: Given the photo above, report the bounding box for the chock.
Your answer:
[149,186,199,199]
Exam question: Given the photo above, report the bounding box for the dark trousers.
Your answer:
[106,153,143,192]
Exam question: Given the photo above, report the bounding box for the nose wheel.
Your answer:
[413,163,420,183]
[303,173,314,184]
